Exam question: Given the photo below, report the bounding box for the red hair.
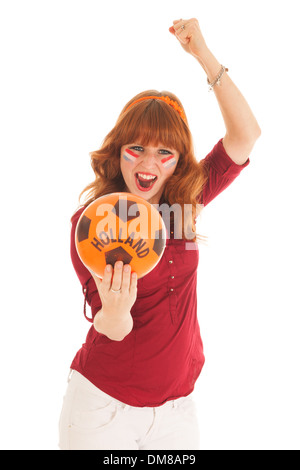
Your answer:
[78,90,209,242]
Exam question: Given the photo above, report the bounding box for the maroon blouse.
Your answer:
[70,139,250,407]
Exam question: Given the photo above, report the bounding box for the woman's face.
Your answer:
[120,143,180,204]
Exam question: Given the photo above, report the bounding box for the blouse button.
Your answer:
[169,260,173,264]
[170,288,174,292]
[170,275,174,279]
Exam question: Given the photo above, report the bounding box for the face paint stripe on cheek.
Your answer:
[123,148,140,163]
[161,155,176,169]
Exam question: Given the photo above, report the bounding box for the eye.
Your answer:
[158,149,172,155]
[130,145,144,152]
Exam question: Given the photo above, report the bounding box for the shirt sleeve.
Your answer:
[70,207,102,322]
[199,138,250,206]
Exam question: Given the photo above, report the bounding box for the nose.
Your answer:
[141,150,157,168]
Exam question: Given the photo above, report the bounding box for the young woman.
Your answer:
[59,18,261,450]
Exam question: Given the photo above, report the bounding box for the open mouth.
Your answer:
[135,172,158,192]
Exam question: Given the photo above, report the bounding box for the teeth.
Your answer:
[137,173,157,180]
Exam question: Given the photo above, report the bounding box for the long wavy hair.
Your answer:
[77,90,209,242]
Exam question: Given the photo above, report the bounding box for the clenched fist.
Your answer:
[169,18,208,60]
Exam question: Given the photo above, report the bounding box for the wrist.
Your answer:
[94,309,133,341]
[195,48,222,82]
[193,43,209,61]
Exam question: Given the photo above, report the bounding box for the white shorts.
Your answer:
[59,370,200,450]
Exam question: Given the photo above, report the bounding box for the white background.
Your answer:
[1,0,299,450]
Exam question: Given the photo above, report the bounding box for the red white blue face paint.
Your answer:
[161,155,176,169]
[123,148,140,164]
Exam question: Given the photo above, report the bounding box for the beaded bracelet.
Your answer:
[207,65,229,92]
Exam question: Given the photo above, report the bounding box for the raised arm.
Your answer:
[169,18,261,165]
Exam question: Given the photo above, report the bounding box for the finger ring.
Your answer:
[111,288,121,293]
[181,24,185,30]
